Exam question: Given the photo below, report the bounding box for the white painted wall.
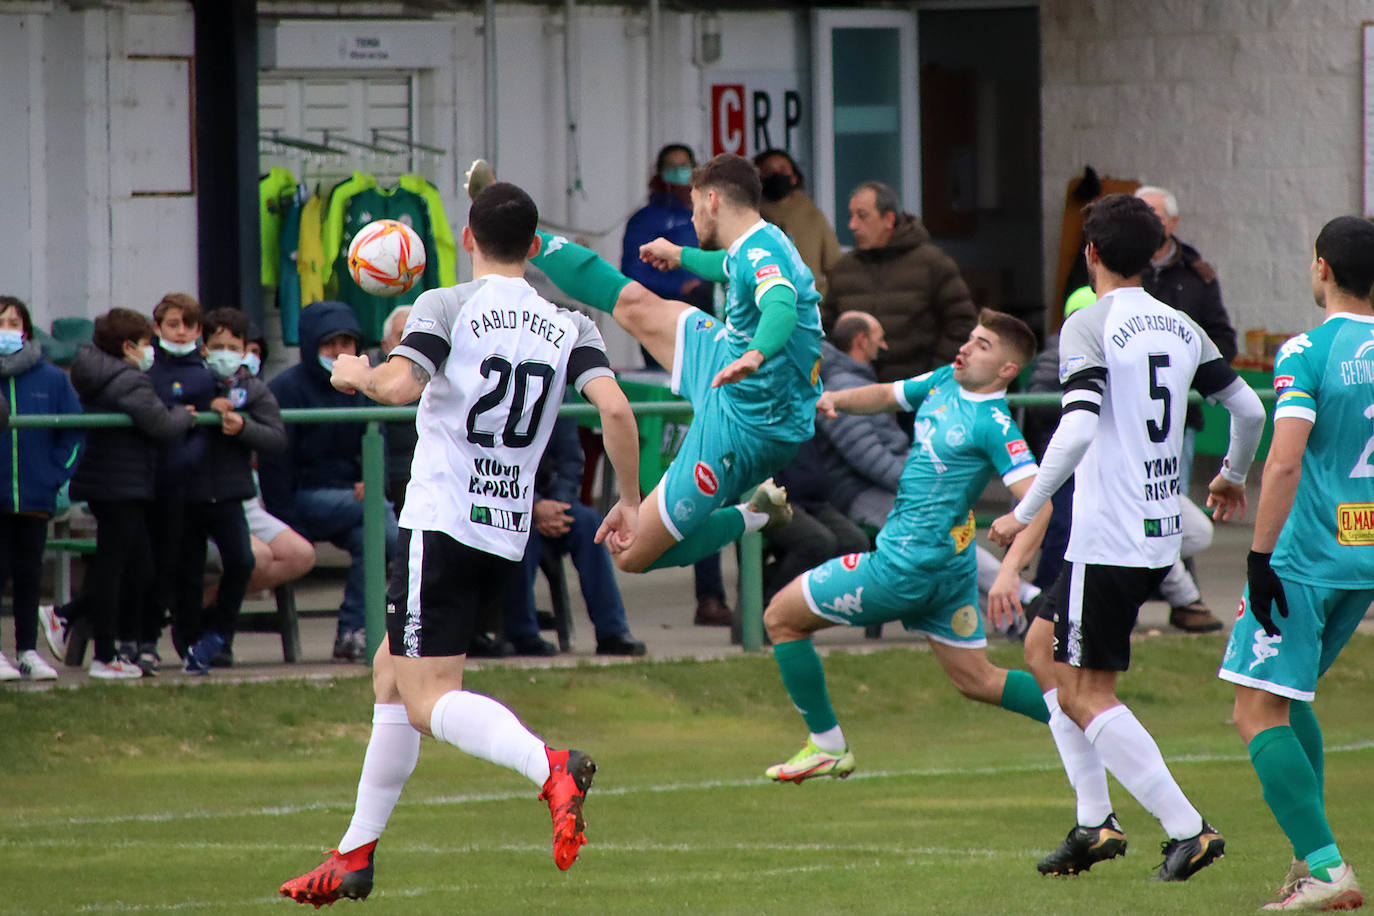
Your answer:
[1040,0,1374,338]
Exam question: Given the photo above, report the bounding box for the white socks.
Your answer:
[1043,689,1113,827]
[1084,704,1203,840]
[810,724,847,754]
[338,704,421,854]
[430,690,550,785]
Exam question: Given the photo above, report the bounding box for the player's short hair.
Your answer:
[1133,185,1178,218]
[655,143,696,174]
[690,153,762,210]
[469,181,539,263]
[851,181,900,217]
[1081,193,1164,279]
[93,307,154,358]
[830,312,875,352]
[202,307,249,344]
[752,148,805,189]
[0,295,36,340]
[1314,216,1374,299]
[153,292,203,329]
[978,308,1037,367]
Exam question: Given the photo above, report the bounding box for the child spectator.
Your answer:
[0,296,83,680]
[49,308,194,678]
[144,293,217,671]
[175,308,287,674]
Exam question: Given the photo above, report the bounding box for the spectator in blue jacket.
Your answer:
[0,296,83,681]
[620,143,733,627]
[258,300,398,661]
[46,308,195,678]
[502,417,646,656]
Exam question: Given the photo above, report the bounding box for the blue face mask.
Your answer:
[318,354,336,373]
[159,337,199,357]
[661,165,692,186]
[241,352,262,376]
[0,330,24,355]
[206,349,244,378]
[137,345,155,372]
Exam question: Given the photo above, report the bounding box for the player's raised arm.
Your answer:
[330,352,430,404]
[823,381,901,416]
[580,375,641,554]
[987,476,1054,628]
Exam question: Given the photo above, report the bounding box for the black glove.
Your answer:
[1246,550,1289,637]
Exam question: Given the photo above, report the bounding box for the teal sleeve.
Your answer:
[749,285,798,359]
[679,247,730,282]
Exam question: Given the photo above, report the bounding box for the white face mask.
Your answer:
[137,345,155,372]
[206,349,244,378]
[318,354,336,373]
[159,337,199,357]
[0,330,24,355]
[241,352,262,376]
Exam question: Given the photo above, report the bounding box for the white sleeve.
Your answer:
[1213,377,1266,484]
[1011,409,1098,524]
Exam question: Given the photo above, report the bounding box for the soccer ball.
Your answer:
[346,219,426,297]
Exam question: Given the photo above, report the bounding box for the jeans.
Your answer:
[294,487,398,634]
[177,501,254,641]
[505,502,631,641]
[0,514,50,652]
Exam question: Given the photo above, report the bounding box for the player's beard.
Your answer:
[696,215,721,251]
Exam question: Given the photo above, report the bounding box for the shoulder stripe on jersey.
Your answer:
[573,365,616,393]
[391,331,450,380]
[1193,358,1237,399]
[754,276,796,300]
[567,345,611,388]
[1063,365,1107,393]
[892,379,914,412]
[1003,462,1038,487]
[1274,404,1316,423]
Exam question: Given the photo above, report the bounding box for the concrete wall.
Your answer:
[1041,0,1374,338]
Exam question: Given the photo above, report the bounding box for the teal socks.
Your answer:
[1288,700,1324,801]
[1249,726,1338,866]
[647,507,746,571]
[773,638,839,734]
[530,232,630,314]
[999,670,1051,723]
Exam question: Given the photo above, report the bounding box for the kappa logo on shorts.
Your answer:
[951,605,978,638]
[841,553,861,570]
[694,462,719,496]
[821,587,864,617]
[1249,630,1282,670]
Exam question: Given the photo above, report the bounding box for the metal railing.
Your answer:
[13,386,1276,659]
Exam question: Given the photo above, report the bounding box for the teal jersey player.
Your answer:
[1221,216,1374,912]
[1268,316,1374,587]
[718,220,824,441]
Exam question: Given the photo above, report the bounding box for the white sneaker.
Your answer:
[37,603,66,658]
[1264,863,1363,910]
[0,652,19,681]
[89,658,143,680]
[17,650,57,681]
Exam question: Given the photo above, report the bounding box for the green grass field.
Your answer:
[3,635,1372,914]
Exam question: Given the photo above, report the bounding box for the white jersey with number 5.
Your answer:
[1057,286,1231,568]
[389,275,614,560]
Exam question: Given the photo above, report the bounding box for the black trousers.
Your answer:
[0,514,50,652]
[67,500,154,663]
[176,500,254,642]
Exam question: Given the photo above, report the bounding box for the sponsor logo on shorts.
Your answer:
[1336,502,1374,546]
[470,505,529,533]
[1249,630,1281,671]
[951,605,978,638]
[1273,374,1294,390]
[694,462,719,496]
[674,497,695,522]
[754,264,781,281]
[1143,515,1181,537]
[811,564,832,584]
[821,587,864,617]
[1236,594,1247,620]
[695,317,714,331]
[1006,439,1031,463]
[841,553,861,570]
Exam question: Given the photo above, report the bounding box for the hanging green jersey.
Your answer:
[1271,313,1374,587]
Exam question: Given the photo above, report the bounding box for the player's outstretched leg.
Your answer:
[429,689,595,870]
[1037,814,1129,876]
[762,576,854,784]
[645,478,792,572]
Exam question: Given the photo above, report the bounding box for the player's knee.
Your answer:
[613,550,650,574]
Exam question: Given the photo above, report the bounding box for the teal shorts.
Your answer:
[1217,579,1374,701]
[657,308,798,540]
[801,550,986,647]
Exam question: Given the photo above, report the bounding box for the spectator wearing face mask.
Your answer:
[753,148,842,299]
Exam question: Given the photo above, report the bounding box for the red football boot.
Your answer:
[279,840,376,907]
[539,748,596,870]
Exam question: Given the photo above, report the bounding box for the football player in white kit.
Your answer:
[280,183,642,907]
[991,194,1266,882]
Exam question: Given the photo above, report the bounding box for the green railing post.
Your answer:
[362,420,387,662]
[739,530,764,651]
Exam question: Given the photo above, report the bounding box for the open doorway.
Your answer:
[918,7,1043,335]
